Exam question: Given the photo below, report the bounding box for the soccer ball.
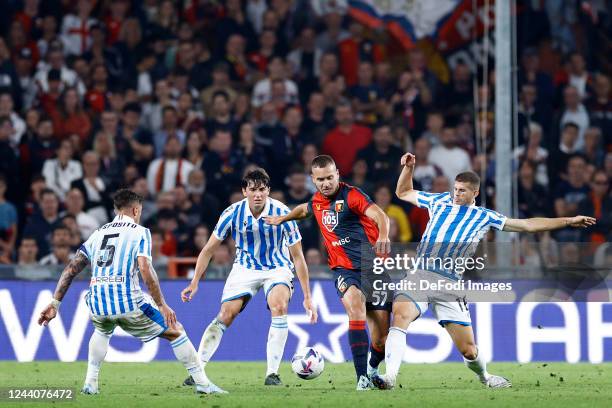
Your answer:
[291,347,324,380]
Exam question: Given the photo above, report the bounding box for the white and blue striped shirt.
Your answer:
[79,215,151,316]
[213,198,302,270]
[416,191,507,278]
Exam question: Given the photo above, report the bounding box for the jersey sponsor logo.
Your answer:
[331,236,351,247]
[90,276,126,285]
[334,200,344,212]
[321,210,338,232]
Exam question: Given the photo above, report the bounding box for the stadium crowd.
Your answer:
[0,0,610,278]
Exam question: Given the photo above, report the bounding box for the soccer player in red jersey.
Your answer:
[265,155,391,390]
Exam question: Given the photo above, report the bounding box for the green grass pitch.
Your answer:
[0,362,610,407]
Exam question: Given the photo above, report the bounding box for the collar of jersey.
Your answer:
[244,198,270,220]
[114,214,135,223]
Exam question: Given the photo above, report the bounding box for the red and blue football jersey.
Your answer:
[308,182,379,270]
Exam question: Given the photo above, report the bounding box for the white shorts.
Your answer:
[395,270,472,327]
[90,293,167,342]
[221,264,294,308]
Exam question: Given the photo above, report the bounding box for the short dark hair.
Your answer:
[455,171,480,189]
[122,102,142,115]
[112,189,143,210]
[40,188,58,200]
[53,225,70,235]
[241,168,270,189]
[563,122,579,132]
[212,90,230,102]
[311,155,336,170]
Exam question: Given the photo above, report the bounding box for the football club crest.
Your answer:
[334,200,344,212]
[321,210,338,232]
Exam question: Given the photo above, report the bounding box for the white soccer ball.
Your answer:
[291,346,324,380]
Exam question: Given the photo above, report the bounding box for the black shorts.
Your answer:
[332,268,392,312]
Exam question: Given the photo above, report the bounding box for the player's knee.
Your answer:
[269,302,288,316]
[217,309,238,326]
[459,343,478,360]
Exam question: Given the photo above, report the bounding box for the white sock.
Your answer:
[170,333,210,386]
[266,315,288,376]
[198,318,226,366]
[464,349,490,381]
[384,327,407,381]
[85,331,111,387]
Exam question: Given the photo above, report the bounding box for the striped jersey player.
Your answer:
[180,168,317,388]
[372,152,596,391]
[38,189,226,395]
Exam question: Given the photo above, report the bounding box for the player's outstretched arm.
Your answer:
[38,252,89,326]
[181,235,223,302]
[503,215,597,233]
[289,241,318,324]
[139,256,177,328]
[264,203,310,225]
[395,152,420,206]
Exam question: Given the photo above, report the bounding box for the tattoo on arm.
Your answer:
[53,252,89,301]
[142,259,165,306]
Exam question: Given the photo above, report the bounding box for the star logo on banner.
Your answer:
[287,282,348,363]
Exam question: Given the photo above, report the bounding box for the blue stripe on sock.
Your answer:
[171,337,189,348]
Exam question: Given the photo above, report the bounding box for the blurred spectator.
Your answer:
[23,189,61,257]
[550,122,580,183]
[142,79,174,133]
[121,102,154,176]
[0,117,19,199]
[248,29,278,76]
[553,155,591,241]
[555,52,593,100]
[157,209,179,256]
[305,248,323,265]
[202,129,244,202]
[237,121,267,168]
[322,102,372,177]
[184,169,220,229]
[222,34,250,85]
[439,62,472,121]
[578,170,611,243]
[517,160,550,218]
[347,159,374,195]
[62,188,100,238]
[39,225,73,265]
[428,127,471,185]
[61,214,83,250]
[287,27,322,82]
[420,111,444,147]
[200,62,237,116]
[389,69,432,135]
[374,184,412,243]
[60,0,97,56]
[181,224,210,256]
[153,105,186,157]
[315,9,349,51]
[150,227,169,268]
[252,56,299,110]
[71,151,110,222]
[583,126,605,169]
[586,73,612,150]
[42,139,83,200]
[17,236,38,266]
[301,91,331,147]
[52,87,92,142]
[285,165,310,206]
[0,175,17,262]
[0,92,25,147]
[558,85,589,149]
[513,122,550,187]
[337,21,384,87]
[147,136,194,195]
[174,185,202,231]
[92,130,124,190]
[356,125,402,184]
[204,90,238,137]
[412,138,443,192]
[34,42,85,96]
[349,61,383,125]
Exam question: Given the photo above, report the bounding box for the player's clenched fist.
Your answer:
[181,283,199,302]
[401,152,416,167]
[374,237,391,256]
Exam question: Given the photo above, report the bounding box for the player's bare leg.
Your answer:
[366,309,390,378]
[341,285,371,390]
[160,322,227,394]
[183,297,246,387]
[372,297,420,390]
[265,285,291,385]
[445,323,511,388]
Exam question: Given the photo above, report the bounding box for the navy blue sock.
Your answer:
[369,343,385,369]
[348,320,368,379]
